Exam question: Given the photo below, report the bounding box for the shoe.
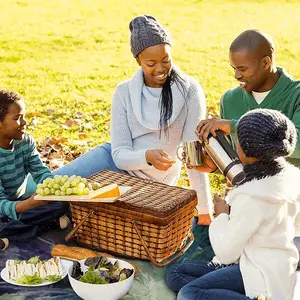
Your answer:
[59,215,71,230]
[0,238,9,250]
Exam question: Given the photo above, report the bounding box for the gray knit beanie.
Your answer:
[237,109,297,160]
[129,15,171,58]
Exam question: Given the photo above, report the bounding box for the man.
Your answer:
[196,29,300,171]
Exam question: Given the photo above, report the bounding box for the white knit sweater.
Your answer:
[209,164,300,300]
[110,67,212,214]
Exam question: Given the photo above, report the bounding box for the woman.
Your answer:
[53,15,212,224]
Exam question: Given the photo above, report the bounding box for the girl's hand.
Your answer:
[189,149,218,173]
[213,193,230,217]
[146,149,176,171]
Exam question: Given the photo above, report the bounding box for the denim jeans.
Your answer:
[166,261,252,300]
[0,201,69,241]
[26,142,125,193]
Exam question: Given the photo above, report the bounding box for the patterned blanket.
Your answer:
[0,224,213,300]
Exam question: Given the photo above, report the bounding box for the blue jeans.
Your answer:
[0,201,69,241]
[166,261,252,300]
[26,142,125,193]
[53,142,124,177]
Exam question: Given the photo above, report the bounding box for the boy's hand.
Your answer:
[15,194,51,213]
[146,149,176,171]
[196,118,231,144]
[213,194,230,217]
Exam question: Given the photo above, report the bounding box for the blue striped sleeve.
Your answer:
[0,178,18,220]
[26,135,53,184]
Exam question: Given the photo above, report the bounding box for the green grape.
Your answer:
[78,182,85,190]
[60,185,67,191]
[44,188,50,195]
[53,184,60,190]
[36,188,43,195]
[50,188,55,194]
[60,191,66,196]
[55,190,61,196]
[71,181,78,187]
[81,178,88,186]
[77,189,84,195]
[64,182,70,188]
[72,187,79,194]
[54,175,62,183]
[66,188,73,195]
[83,188,89,195]
[42,183,48,188]
[47,182,54,188]
[92,183,101,190]
[44,178,52,185]
[37,184,43,189]
[69,175,76,181]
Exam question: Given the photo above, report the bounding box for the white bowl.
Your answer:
[68,257,134,300]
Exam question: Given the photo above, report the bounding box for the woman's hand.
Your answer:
[196,118,232,144]
[146,149,176,171]
[213,193,230,217]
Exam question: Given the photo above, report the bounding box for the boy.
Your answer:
[0,90,69,241]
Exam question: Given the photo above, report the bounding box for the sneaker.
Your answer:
[0,238,9,250]
[59,215,71,230]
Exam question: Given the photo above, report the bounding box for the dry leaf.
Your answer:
[64,120,77,127]
[47,108,55,115]
[74,112,84,118]
[78,133,88,139]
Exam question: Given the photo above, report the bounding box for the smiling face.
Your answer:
[136,43,172,88]
[0,100,27,149]
[229,50,271,93]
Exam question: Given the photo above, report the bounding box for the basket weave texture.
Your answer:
[70,170,197,264]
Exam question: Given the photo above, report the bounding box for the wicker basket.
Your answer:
[66,170,197,267]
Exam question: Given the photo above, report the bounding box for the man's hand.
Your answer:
[196,118,232,144]
[146,149,176,171]
[213,193,230,217]
[15,194,50,214]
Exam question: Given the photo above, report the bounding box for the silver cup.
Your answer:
[177,140,203,166]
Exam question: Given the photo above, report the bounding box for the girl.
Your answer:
[166,108,300,300]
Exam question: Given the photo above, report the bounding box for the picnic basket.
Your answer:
[66,170,197,267]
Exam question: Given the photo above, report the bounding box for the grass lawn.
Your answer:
[1,0,300,191]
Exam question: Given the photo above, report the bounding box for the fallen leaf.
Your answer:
[74,112,84,118]
[78,133,88,139]
[47,108,55,115]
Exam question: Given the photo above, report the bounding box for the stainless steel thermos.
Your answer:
[204,131,245,185]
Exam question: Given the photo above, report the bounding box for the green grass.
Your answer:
[1,0,300,192]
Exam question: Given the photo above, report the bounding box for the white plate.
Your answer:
[34,186,131,203]
[0,259,73,287]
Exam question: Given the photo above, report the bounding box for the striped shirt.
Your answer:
[0,133,52,220]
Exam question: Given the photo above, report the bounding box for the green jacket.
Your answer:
[221,67,300,167]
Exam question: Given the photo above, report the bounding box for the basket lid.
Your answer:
[88,170,197,218]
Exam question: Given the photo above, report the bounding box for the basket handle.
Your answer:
[65,210,94,242]
[132,220,194,267]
